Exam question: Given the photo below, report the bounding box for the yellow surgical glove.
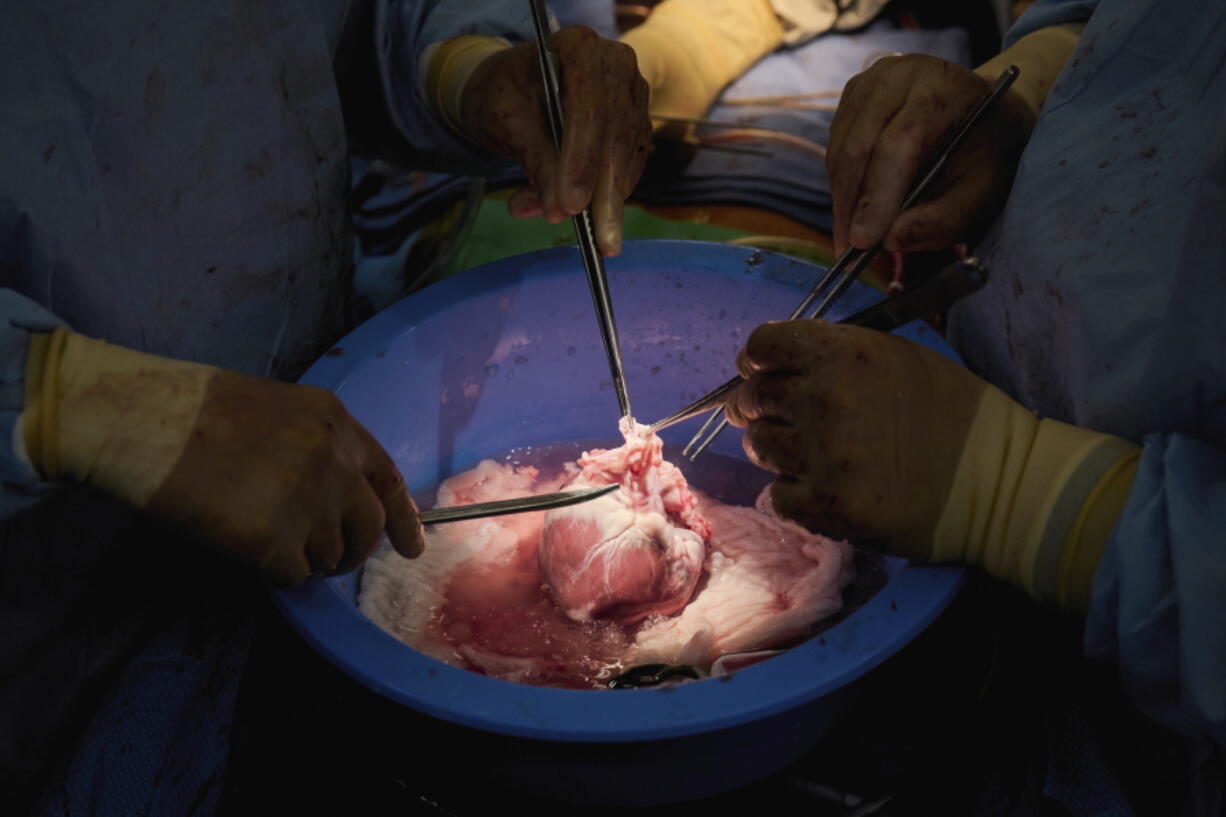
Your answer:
[23,328,215,502]
[975,23,1085,121]
[826,22,1084,255]
[423,35,512,137]
[424,28,653,256]
[22,329,424,583]
[725,320,1139,614]
[619,0,784,122]
[931,386,1140,613]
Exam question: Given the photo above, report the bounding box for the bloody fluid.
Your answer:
[412,440,881,689]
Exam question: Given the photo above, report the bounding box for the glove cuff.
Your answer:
[934,386,1138,612]
[1053,442,1138,612]
[931,383,1038,567]
[22,327,71,477]
[974,23,1084,122]
[423,35,511,137]
[27,331,216,506]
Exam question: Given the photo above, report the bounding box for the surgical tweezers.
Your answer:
[419,483,619,525]
[528,0,634,419]
[649,257,988,434]
[680,64,1020,460]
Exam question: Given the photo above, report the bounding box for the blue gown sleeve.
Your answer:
[1086,433,1226,747]
[0,288,65,514]
[1004,0,1100,46]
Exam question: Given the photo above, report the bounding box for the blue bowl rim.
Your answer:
[272,239,964,743]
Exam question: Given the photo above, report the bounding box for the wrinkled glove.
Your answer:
[725,320,1139,613]
[21,329,424,584]
[424,28,651,256]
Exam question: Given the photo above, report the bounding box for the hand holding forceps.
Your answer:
[666,65,1020,460]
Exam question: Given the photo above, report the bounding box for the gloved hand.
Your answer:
[619,0,784,123]
[21,329,424,585]
[826,23,1084,255]
[725,320,1139,613]
[425,28,651,256]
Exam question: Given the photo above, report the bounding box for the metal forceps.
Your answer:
[649,256,988,434]
[528,0,633,419]
[679,64,1020,461]
[419,483,619,525]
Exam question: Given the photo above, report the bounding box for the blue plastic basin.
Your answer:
[273,240,963,804]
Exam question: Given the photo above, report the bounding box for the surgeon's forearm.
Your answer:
[975,23,1084,121]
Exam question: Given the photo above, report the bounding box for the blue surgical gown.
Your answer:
[0,1,530,812]
[948,0,1226,810]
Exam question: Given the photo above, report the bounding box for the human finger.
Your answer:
[770,477,852,539]
[847,91,961,249]
[742,421,806,475]
[882,166,995,253]
[553,28,605,215]
[337,481,385,575]
[725,373,797,426]
[827,73,873,254]
[618,74,652,200]
[519,137,566,223]
[603,48,651,202]
[351,422,421,559]
[826,72,866,159]
[737,321,824,377]
[489,76,565,222]
[591,155,624,256]
[381,482,425,559]
[304,520,345,577]
[826,64,911,252]
[768,477,818,525]
[591,79,649,255]
[508,187,544,219]
[263,532,315,586]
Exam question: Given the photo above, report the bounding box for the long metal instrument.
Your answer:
[528,0,633,419]
[649,257,987,433]
[419,483,619,525]
[682,65,1019,460]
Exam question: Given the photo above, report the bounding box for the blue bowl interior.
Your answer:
[274,240,963,743]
